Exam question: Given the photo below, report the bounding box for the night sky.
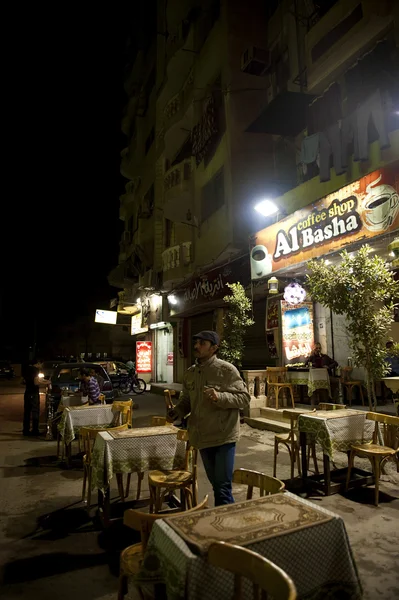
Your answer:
[1,3,156,360]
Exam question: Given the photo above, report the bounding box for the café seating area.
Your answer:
[47,381,399,600]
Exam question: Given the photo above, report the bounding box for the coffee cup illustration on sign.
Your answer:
[362,174,399,232]
[251,245,272,280]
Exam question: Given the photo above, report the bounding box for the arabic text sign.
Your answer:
[281,301,314,364]
[136,341,152,373]
[95,309,117,325]
[252,163,399,276]
[131,311,142,335]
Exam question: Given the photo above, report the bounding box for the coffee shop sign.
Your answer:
[251,164,399,277]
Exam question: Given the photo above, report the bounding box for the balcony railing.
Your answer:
[164,159,193,194]
[162,242,192,272]
[163,68,194,133]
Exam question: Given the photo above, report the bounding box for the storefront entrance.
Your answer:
[154,326,174,383]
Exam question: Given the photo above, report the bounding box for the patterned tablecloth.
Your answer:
[91,426,186,492]
[287,368,331,397]
[298,409,374,459]
[58,405,114,446]
[133,492,362,600]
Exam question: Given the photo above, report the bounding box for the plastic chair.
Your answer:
[207,542,297,600]
[118,495,209,600]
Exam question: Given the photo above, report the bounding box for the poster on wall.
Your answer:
[281,301,314,364]
[167,352,174,365]
[266,297,280,330]
[136,341,152,373]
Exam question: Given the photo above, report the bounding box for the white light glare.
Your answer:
[324,259,331,265]
[168,295,178,305]
[254,199,279,218]
[136,298,141,304]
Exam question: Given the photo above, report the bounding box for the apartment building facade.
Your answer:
[110,0,399,383]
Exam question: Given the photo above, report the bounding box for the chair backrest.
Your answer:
[207,542,297,600]
[112,399,133,426]
[80,423,129,459]
[266,367,288,384]
[282,409,316,432]
[366,412,399,448]
[151,416,168,426]
[340,367,353,383]
[233,469,285,500]
[99,394,106,405]
[164,389,176,411]
[123,494,209,552]
[319,403,347,411]
[177,428,198,474]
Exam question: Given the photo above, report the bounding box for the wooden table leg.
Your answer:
[300,431,308,483]
[98,488,110,528]
[323,453,331,496]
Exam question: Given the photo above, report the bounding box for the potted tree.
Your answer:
[306,245,399,410]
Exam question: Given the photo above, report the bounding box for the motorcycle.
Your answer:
[119,369,147,395]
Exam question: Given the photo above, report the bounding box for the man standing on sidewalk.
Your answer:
[167,331,250,506]
[23,358,42,436]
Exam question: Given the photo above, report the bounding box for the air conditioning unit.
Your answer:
[241,47,271,76]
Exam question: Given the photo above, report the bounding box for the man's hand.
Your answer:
[204,388,219,403]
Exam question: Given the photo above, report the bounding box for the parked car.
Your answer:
[46,362,115,412]
[39,360,62,382]
[0,361,14,379]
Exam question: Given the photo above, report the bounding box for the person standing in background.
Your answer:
[23,358,43,436]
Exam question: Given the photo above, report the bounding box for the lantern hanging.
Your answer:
[284,282,306,304]
[268,276,279,294]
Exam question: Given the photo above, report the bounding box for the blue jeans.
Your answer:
[200,442,236,506]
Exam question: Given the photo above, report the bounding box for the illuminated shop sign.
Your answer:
[136,341,152,373]
[95,309,117,325]
[281,301,314,364]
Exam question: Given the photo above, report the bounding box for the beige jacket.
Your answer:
[174,355,250,450]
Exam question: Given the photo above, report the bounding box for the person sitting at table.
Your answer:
[90,368,104,391]
[307,343,338,374]
[79,367,101,404]
[385,340,399,376]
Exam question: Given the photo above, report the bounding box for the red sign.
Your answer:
[136,341,152,373]
[167,352,174,365]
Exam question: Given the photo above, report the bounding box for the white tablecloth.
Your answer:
[298,409,374,459]
[134,492,362,600]
[91,426,186,492]
[287,368,331,397]
[58,405,114,446]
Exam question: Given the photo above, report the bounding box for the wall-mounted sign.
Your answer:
[150,321,169,329]
[167,352,174,365]
[266,297,279,330]
[251,163,399,277]
[95,309,117,325]
[136,341,152,373]
[281,301,314,364]
[130,310,144,335]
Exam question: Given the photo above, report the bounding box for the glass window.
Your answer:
[57,369,72,382]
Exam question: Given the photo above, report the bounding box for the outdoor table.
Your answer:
[91,425,186,525]
[381,377,399,415]
[287,367,332,399]
[57,404,114,465]
[134,492,362,600]
[299,409,375,495]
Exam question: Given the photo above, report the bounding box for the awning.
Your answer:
[246,91,315,136]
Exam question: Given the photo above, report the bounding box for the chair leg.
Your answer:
[192,480,198,507]
[374,456,381,507]
[289,386,295,409]
[125,474,131,499]
[275,387,280,410]
[118,572,128,600]
[82,465,87,501]
[149,483,155,513]
[295,443,302,477]
[346,450,355,491]
[348,385,353,407]
[273,438,279,478]
[87,467,92,508]
[359,385,365,407]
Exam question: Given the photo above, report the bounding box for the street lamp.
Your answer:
[254,199,279,218]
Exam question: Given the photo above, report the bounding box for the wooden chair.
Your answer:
[266,367,295,410]
[340,367,365,406]
[233,468,284,499]
[148,429,198,513]
[164,389,176,412]
[112,399,133,427]
[346,412,399,506]
[80,423,129,507]
[99,393,106,405]
[273,410,319,479]
[319,403,347,410]
[207,542,297,600]
[119,495,209,600]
